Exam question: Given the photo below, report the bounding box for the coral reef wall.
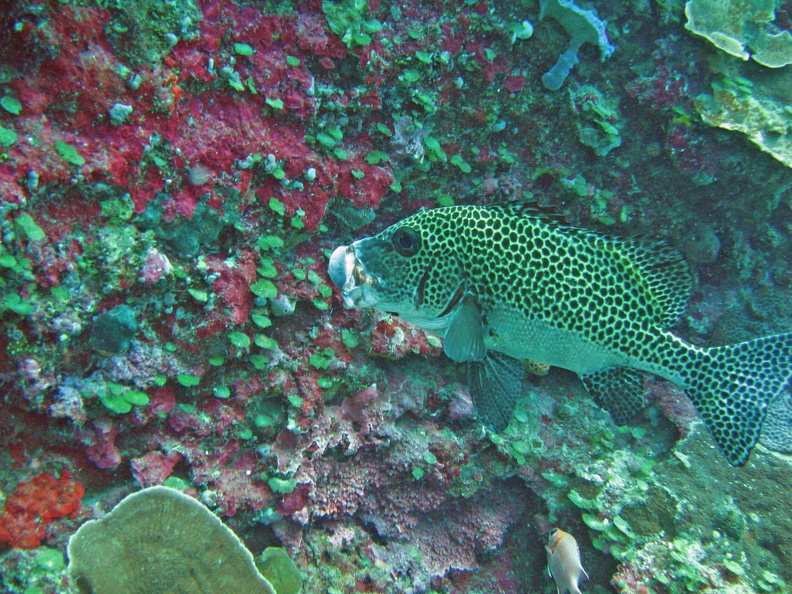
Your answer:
[1,0,791,593]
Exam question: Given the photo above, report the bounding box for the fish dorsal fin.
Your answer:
[484,201,569,226]
[484,203,692,328]
[598,235,692,328]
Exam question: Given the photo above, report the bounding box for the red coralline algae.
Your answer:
[82,418,122,470]
[503,74,525,93]
[0,472,84,549]
[370,316,441,358]
[205,250,258,326]
[646,380,699,438]
[162,438,272,516]
[277,483,311,516]
[625,61,690,111]
[139,247,172,285]
[665,124,718,182]
[130,450,182,488]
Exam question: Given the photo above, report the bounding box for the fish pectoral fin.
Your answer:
[443,296,487,363]
[581,367,647,426]
[469,352,523,432]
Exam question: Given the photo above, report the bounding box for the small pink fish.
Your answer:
[546,528,589,594]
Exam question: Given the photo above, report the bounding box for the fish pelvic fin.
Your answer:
[469,352,524,432]
[581,367,647,425]
[680,332,792,466]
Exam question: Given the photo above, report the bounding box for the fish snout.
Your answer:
[328,244,378,309]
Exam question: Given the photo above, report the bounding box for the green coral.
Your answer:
[685,0,792,67]
[695,75,792,169]
[322,0,382,47]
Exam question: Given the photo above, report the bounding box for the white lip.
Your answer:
[328,245,357,308]
[328,244,378,309]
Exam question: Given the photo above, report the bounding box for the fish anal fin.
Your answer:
[581,367,647,425]
[444,297,487,363]
[469,352,523,432]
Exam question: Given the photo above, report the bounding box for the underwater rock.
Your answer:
[711,496,747,540]
[679,222,721,263]
[89,304,137,356]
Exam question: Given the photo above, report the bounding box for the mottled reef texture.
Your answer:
[1,0,791,593]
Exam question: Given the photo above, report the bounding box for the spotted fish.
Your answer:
[546,528,588,594]
[327,204,792,466]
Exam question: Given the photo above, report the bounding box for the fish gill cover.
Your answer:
[0,1,790,593]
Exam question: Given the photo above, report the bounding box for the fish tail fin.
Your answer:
[680,332,792,466]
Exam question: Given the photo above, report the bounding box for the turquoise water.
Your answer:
[0,1,791,592]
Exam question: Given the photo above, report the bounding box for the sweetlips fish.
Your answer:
[546,528,588,594]
[327,203,792,466]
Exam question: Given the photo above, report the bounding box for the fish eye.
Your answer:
[392,226,421,256]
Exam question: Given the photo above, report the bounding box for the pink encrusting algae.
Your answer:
[0,0,791,593]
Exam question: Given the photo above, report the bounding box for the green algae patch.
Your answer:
[99,384,149,414]
[268,476,297,494]
[0,125,17,147]
[234,42,255,56]
[250,279,278,298]
[176,373,201,387]
[0,95,21,115]
[251,313,273,328]
[322,0,380,47]
[55,141,86,166]
[229,331,252,349]
[15,213,46,241]
[257,547,303,594]
[36,547,65,572]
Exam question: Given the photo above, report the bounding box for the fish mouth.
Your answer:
[328,244,379,309]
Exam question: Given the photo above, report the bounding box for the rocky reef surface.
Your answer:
[1,1,791,592]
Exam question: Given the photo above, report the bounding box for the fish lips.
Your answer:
[328,244,379,309]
